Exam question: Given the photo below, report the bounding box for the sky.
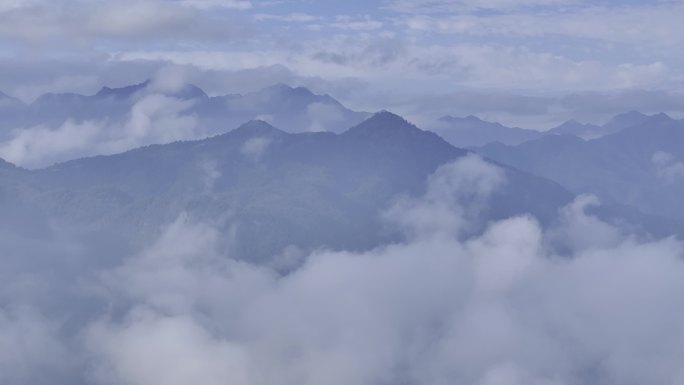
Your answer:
[1,0,684,127]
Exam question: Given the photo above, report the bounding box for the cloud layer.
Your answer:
[4,155,684,384]
[1,0,683,129]
[81,156,684,385]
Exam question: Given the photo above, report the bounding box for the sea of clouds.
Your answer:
[2,155,684,385]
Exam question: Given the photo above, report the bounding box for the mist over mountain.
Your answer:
[1,77,672,170]
[549,110,652,139]
[0,81,369,168]
[430,115,543,147]
[548,120,603,139]
[1,81,365,135]
[430,110,661,149]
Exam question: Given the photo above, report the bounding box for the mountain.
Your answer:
[477,113,684,220]
[94,80,151,99]
[0,82,369,140]
[193,83,369,133]
[96,80,209,100]
[602,110,650,135]
[0,91,24,106]
[430,115,543,147]
[0,112,575,265]
[0,157,18,171]
[0,157,53,239]
[549,111,651,139]
[549,120,603,139]
[0,91,28,137]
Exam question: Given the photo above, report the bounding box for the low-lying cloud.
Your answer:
[3,155,684,385]
[0,93,200,168]
[652,151,684,184]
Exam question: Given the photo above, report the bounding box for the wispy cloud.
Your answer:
[0,92,200,168]
[0,0,253,43]
[398,3,684,47]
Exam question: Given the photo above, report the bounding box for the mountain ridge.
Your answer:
[431,115,542,147]
[3,112,577,264]
[476,114,684,220]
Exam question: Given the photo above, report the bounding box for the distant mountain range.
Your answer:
[430,115,542,147]
[3,111,681,266]
[430,110,663,148]
[548,110,651,139]
[2,81,678,169]
[476,113,684,220]
[0,81,370,140]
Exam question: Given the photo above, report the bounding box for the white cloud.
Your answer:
[0,0,34,12]
[149,65,190,94]
[78,155,684,385]
[0,93,200,168]
[86,310,252,385]
[0,0,251,43]
[241,137,272,161]
[399,3,684,47]
[121,94,198,146]
[385,154,507,239]
[545,194,624,253]
[305,102,348,132]
[330,16,384,31]
[178,0,252,10]
[253,12,318,22]
[386,0,583,12]
[117,38,673,96]
[200,160,222,192]
[0,120,105,168]
[0,307,71,384]
[85,2,192,39]
[652,151,684,183]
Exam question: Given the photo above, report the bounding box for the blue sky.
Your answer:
[1,0,683,126]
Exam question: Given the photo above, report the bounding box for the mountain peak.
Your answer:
[0,157,19,171]
[439,115,486,124]
[94,80,207,100]
[595,110,652,136]
[464,114,484,122]
[32,92,87,105]
[95,80,150,99]
[0,91,23,106]
[343,111,424,138]
[605,110,649,125]
[167,83,208,99]
[264,83,294,91]
[366,110,415,126]
[258,83,316,98]
[230,120,286,137]
[551,119,594,131]
[618,110,647,119]
[642,112,676,126]
[560,119,581,126]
